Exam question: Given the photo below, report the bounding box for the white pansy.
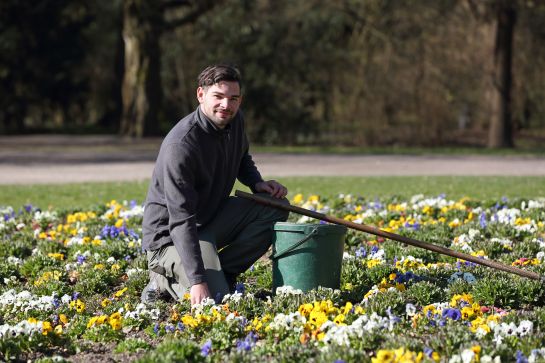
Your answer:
[33,210,58,223]
[517,320,533,336]
[468,229,480,239]
[126,268,145,277]
[405,303,417,316]
[267,312,305,332]
[66,237,84,246]
[0,290,64,313]
[61,294,72,304]
[276,285,303,296]
[0,320,42,339]
[527,199,545,209]
[369,248,385,260]
[221,291,243,303]
[529,348,545,363]
[7,256,22,265]
[460,349,475,363]
[412,196,452,210]
[119,205,144,219]
[480,356,501,363]
[492,208,521,225]
[124,303,160,321]
[320,312,395,348]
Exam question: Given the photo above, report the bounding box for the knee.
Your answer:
[274,197,290,221]
[255,193,290,221]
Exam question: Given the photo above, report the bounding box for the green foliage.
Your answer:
[74,268,120,296]
[136,337,204,363]
[20,255,62,279]
[82,324,125,343]
[114,338,152,353]
[405,281,443,306]
[364,289,406,316]
[472,275,518,307]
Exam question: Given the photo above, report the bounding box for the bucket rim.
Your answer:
[273,222,347,233]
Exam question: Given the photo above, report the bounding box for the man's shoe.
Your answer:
[141,280,160,303]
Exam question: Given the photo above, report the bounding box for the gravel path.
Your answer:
[1,135,544,184]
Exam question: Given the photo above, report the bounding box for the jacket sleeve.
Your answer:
[162,142,206,286]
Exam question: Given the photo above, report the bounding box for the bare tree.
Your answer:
[466,0,516,148]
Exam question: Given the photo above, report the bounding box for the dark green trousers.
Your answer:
[146,194,289,300]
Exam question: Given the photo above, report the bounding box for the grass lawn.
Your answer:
[1,176,544,210]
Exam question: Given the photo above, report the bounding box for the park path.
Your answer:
[0,135,544,184]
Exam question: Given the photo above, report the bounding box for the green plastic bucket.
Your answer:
[271,222,347,293]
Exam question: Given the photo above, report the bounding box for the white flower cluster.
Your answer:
[368,248,385,261]
[119,204,144,219]
[7,256,23,265]
[267,312,305,333]
[492,208,520,225]
[1,290,53,312]
[528,348,545,363]
[0,290,69,314]
[452,230,481,253]
[66,235,104,247]
[221,291,245,303]
[0,319,42,339]
[123,302,160,321]
[411,195,452,210]
[320,312,396,347]
[191,297,217,313]
[126,268,146,278]
[522,199,545,210]
[33,210,58,223]
[492,320,533,346]
[0,207,16,231]
[276,285,303,296]
[448,350,500,363]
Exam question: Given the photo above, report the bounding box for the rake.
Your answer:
[235,190,544,282]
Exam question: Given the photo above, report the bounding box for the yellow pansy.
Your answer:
[292,194,304,204]
[42,321,53,335]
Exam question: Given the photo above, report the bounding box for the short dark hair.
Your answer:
[197,64,242,90]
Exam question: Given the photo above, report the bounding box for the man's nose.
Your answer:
[220,98,229,108]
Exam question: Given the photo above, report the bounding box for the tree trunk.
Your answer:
[487,2,516,148]
[120,0,162,138]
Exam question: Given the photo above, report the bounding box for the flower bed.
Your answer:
[1,194,545,362]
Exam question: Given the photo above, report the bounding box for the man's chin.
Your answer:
[211,117,232,129]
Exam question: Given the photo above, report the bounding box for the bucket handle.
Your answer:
[270,227,319,260]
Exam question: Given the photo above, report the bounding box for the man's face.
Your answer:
[197,81,242,129]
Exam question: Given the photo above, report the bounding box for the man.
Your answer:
[141,64,289,306]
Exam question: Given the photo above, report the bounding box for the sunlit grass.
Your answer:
[1,176,544,210]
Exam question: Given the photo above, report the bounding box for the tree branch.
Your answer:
[163,0,221,31]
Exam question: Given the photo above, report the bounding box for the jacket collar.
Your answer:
[196,106,232,136]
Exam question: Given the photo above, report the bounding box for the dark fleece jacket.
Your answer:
[142,107,263,285]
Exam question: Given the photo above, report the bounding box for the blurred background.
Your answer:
[1,0,544,149]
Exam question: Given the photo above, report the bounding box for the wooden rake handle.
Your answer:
[235,190,543,281]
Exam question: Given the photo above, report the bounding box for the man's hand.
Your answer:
[255,180,288,198]
[190,282,211,305]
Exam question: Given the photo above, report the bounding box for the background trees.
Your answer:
[1,0,544,148]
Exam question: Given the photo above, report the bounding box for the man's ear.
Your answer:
[196,87,205,103]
